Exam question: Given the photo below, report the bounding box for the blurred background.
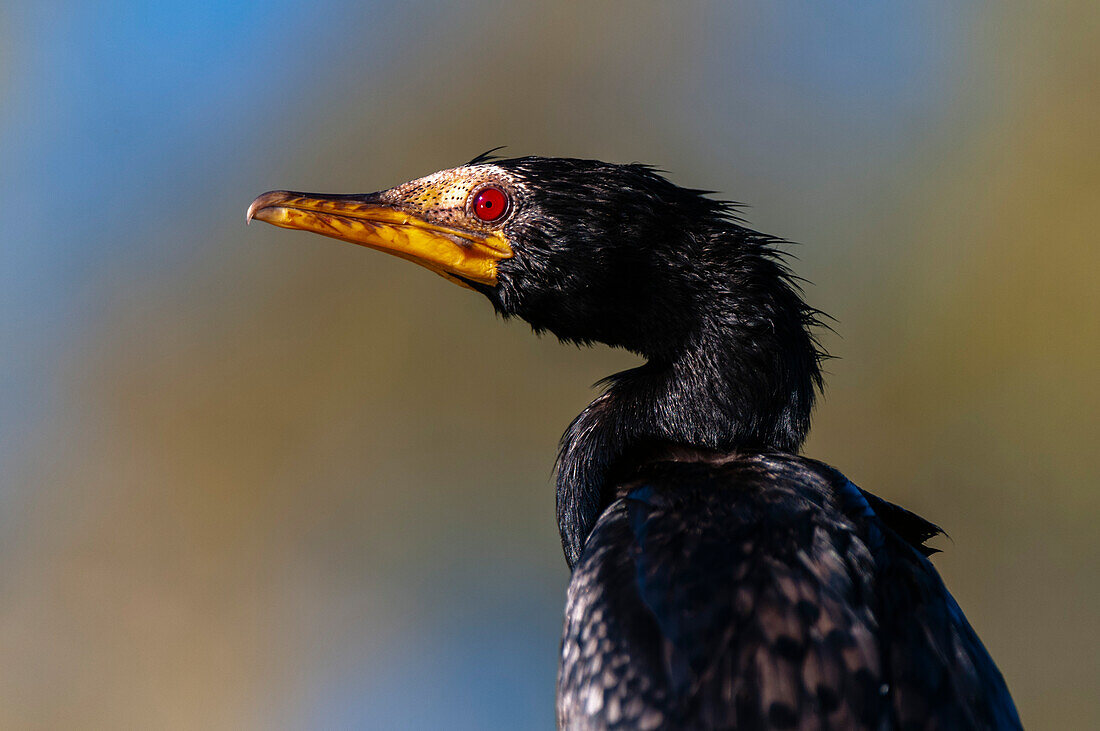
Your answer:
[1,2,1096,728]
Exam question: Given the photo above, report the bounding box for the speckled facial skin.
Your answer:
[245,164,522,288]
[378,164,524,233]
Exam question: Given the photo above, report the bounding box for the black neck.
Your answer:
[555,239,822,568]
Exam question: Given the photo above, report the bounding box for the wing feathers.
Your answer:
[557,454,1020,730]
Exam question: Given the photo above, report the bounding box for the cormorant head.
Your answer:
[250,155,782,360]
[249,155,823,453]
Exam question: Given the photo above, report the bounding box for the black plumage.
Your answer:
[558,452,1018,729]
[249,156,1021,730]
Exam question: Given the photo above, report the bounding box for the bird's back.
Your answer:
[557,452,1020,730]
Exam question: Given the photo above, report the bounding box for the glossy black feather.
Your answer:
[558,453,1021,730]
[467,145,508,165]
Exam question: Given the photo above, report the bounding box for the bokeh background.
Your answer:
[2,2,1096,728]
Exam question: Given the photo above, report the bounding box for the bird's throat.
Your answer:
[555,290,822,568]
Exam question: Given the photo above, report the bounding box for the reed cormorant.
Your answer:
[248,155,1021,730]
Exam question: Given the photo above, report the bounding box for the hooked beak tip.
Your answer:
[246,190,293,225]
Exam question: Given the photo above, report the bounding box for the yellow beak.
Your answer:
[247,191,512,289]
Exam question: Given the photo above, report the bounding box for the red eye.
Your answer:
[473,186,509,222]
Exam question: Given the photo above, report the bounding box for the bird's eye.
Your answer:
[472,186,509,222]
